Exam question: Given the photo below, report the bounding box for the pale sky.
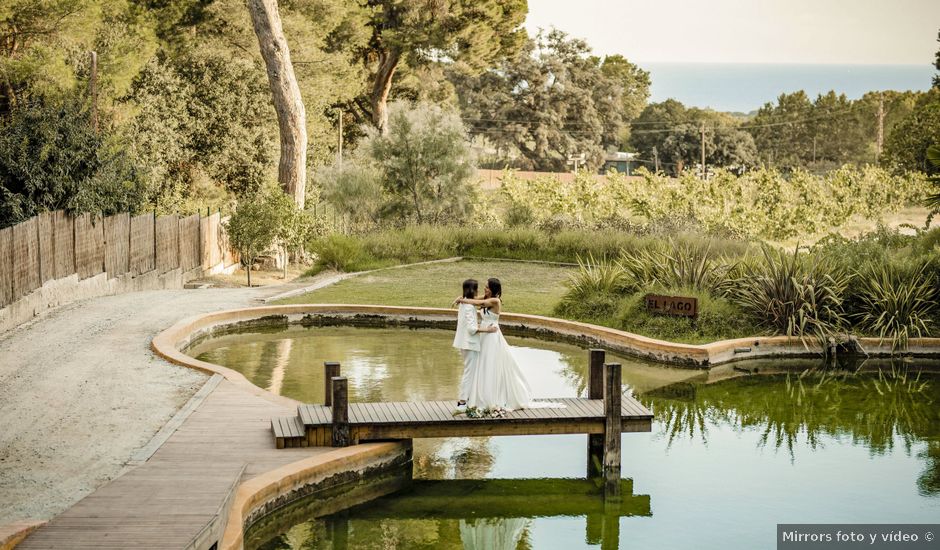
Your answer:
[525,0,940,65]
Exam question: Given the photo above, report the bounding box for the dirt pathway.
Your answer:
[0,278,329,524]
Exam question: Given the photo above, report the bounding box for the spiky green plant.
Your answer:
[853,263,936,351]
[560,254,629,298]
[728,246,848,347]
[617,239,735,293]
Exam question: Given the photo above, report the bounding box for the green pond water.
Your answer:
[190,325,940,550]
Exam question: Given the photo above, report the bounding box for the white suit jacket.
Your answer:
[452,303,481,351]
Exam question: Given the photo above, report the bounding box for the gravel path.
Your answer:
[0,281,317,525]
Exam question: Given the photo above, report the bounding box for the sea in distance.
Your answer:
[645,63,935,114]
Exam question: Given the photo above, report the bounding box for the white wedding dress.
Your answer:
[463,308,563,411]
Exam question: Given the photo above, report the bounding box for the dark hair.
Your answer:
[462,279,478,299]
[486,278,502,298]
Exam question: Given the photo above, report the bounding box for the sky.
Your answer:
[524,0,940,65]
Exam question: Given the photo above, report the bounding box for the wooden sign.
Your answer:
[644,294,698,317]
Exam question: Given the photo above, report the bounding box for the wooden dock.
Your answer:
[272,350,653,499]
[282,397,652,445]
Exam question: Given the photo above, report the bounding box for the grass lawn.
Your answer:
[274,259,574,316]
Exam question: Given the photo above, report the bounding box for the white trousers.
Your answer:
[458,349,479,401]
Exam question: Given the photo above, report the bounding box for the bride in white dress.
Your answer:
[456,278,562,411]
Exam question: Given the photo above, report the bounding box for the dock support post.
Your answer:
[324,361,340,406]
[603,362,622,500]
[587,349,605,477]
[331,376,351,447]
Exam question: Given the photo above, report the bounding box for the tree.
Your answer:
[247,0,307,207]
[327,102,476,225]
[882,96,940,175]
[224,188,281,287]
[358,0,527,135]
[454,30,628,171]
[629,100,755,175]
[0,93,143,228]
[123,52,275,211]
[748,91,815,168]
[599,54,650,146]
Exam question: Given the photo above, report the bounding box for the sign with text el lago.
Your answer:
[644,294,698,317]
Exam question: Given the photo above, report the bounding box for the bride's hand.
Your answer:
[451,296,463,307]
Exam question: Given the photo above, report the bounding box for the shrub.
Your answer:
[616,288,758,344]
[727,246,849,346]
[853,263,936,350]
[309,234,375,273]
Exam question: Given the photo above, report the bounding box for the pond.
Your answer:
[189,325,940,550]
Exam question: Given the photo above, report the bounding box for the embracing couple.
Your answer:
[452,278,563,414]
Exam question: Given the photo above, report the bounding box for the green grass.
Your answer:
[276,260,573,317]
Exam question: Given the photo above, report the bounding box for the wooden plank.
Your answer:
[178,214,200,272]
[155,214,180,273]
[103,213,130,277]
[12,217,41,298]
[74,214,104,280]
[0,227,12,307]
[52,210,74,280]
[37,211,55,283]
[129,213,154,275]
[381,402,405,423]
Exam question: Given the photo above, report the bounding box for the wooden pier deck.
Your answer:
[278,397,652,447]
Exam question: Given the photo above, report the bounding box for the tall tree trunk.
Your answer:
[247,0,307,208]
[370,48,400,135]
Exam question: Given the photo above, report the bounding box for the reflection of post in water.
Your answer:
[326,513,349,550]
[586,511,621,550]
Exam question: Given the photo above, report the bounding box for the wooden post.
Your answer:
[331,376,350,447]
[603,362,622,500]
[324,361,340,406]
[587,349,605,477]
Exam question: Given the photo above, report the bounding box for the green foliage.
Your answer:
[309,233,391,273]
[617,240,734,294]
[453,30,646,171]
[0,93,144,227]
[123,52,275,211]
[616,288,757,344]
[498,166,927,240]
[331,102,477,225]
[853,263,936,351]
[628,99,756,175]
[224,186,296,285]
[882,96,940,175]
[728,246,849,346]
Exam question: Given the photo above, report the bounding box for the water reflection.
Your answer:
[640,364,940,465]
[251,478,651,550]
[191,325,940,549]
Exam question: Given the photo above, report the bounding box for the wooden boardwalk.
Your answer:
[18,378,324,549]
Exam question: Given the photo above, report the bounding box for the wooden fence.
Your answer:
[0,210,234,309]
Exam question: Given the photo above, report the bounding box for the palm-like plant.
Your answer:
[727,246,849,348]
[853,263,936,351]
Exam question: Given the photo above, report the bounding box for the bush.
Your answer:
[727,246,849,345]
[0,93,145,227]
[616,288,758,344]
[853,263,936,350]
[310,234,370,272]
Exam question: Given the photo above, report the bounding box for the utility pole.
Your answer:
[336,108,343,168]
[652,146,660,174]
[89,51,98,133]
[876,93,885,160]
[812,136,817,165]
[700,121,706,179]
